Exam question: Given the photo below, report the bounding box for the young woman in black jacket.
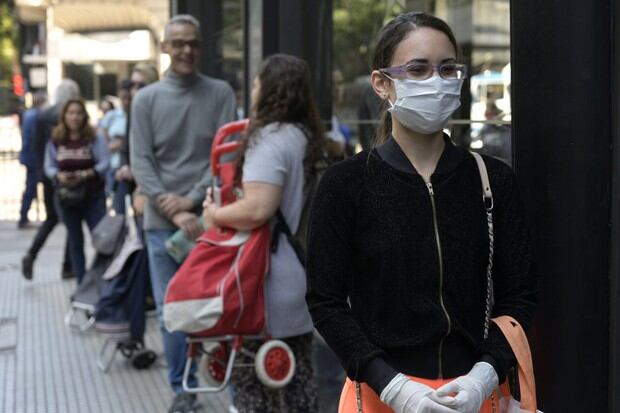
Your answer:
[306,12,537,413]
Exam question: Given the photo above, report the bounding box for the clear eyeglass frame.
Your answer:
[380,62,468,81]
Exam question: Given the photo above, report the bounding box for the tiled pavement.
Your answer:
[0,221,231,413]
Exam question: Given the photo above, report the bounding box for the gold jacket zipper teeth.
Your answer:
[427,182,452,379]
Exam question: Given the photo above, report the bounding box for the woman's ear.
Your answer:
[370,70,392,102]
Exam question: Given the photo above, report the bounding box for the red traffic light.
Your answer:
[13,74,24,97]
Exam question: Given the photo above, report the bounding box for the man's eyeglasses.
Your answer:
[131,81,145,89]
[380,62,468,81]
[169,39,202,50]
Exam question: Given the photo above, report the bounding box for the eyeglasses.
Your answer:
[169,39,202,50]
[131,81,145,89]
[380,62,468,81]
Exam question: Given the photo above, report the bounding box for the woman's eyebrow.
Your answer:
[404,57,457,65]
[405,58,430,64]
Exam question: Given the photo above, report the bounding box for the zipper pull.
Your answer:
[427,182,434,196]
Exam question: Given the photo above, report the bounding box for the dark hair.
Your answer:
[52,98,95,143]
[242,53,325,165]
[100,98,115,111]
[118,78,133,92]
[372,12,459,144]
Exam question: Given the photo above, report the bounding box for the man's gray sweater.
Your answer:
[130,71,236,230]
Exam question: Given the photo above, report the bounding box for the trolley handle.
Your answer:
[211,119,249,178]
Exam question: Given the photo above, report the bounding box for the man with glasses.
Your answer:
[130,14,236,413]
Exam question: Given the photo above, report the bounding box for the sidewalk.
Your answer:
[0,221,230,413]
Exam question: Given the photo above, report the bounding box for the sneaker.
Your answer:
[17,221,37,230]
[131,349,158,369]
[169,393,199,413]
[22,253,34,280]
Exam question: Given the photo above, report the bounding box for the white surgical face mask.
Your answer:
[387,75,464,134]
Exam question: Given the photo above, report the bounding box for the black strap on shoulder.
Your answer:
[271,209,306,267]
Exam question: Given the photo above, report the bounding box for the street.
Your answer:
[0,116,231,413]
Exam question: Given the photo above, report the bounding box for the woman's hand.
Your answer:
[203,187,218,229]
[200,183,282,231]
[431,362,498,413]
[58,169,95,187]
[57,171,81,187]
[380,374,458,413]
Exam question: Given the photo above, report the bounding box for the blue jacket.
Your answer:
[19,108,40,168]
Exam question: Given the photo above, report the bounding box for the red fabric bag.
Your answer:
[162,119,269,338]
[163,224,270,337]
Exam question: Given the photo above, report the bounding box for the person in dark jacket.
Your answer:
[18,91,47,228]
[306,12,537,413]
[21,80,79,280]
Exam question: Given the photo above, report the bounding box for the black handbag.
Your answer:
[57,182,87,208]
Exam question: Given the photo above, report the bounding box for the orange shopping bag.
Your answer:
[492,316,543,413]
[338,375,510,413]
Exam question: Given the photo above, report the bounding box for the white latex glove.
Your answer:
[380,373,460,413]
[430,362,499,413]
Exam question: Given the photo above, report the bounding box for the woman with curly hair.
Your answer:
[45,98,110,283]
[202,53,321,412]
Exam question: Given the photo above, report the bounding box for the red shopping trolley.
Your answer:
[163,119,296,393]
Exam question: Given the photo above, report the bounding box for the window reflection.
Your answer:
[221,0,244,119]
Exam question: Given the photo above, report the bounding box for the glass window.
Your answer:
[64,64,95,100]
[221,0,245,120]
[333,0,512,165]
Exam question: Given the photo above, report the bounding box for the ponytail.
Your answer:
[375,103,391,146]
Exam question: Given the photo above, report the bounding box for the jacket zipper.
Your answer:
[427,182,452,379]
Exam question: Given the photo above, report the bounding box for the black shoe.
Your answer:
[169,393,199,413]
[17,221,37,230]
[22,253,34,280]
[145,295,156,312]
[131,349,158,369]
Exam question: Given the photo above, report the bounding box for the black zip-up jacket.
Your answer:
[306,136,538,395]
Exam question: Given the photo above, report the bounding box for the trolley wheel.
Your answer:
[198,342,229,386]
[254,340,295,388]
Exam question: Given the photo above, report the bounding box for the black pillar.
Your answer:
[260,0,333,120]
[511,1,614,411]
[175,0,224,78]
[610,1,620,411]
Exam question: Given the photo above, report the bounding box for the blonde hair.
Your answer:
[132,62,159,85]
